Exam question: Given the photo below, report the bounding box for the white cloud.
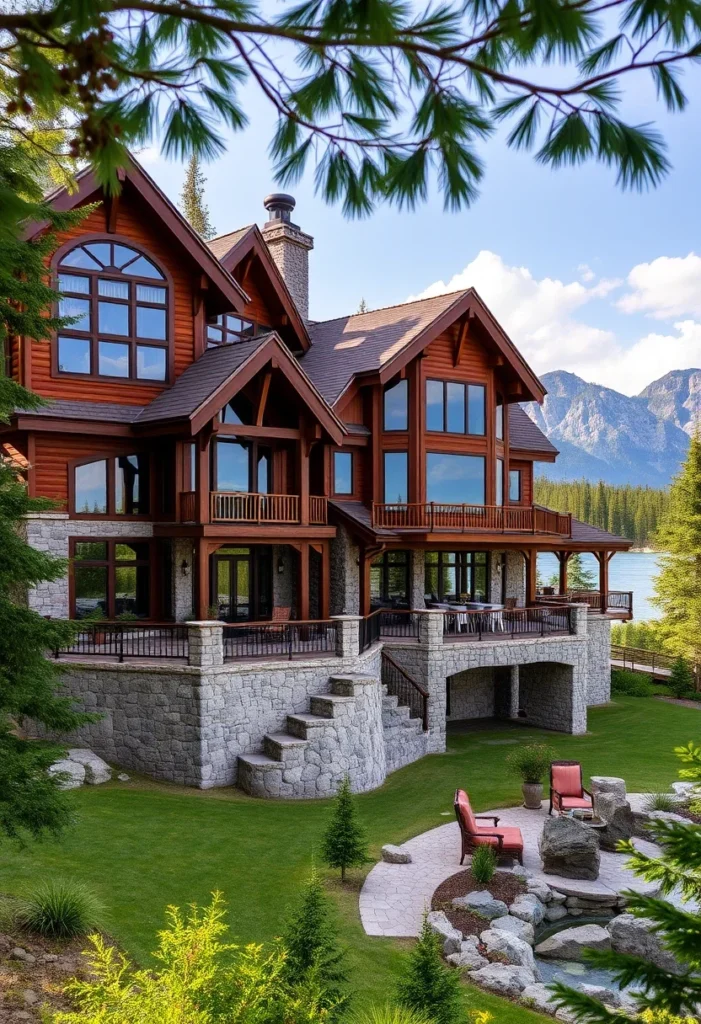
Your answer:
[617,253,701,319]
[408,250,701,395]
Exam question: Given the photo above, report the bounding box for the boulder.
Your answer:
[117,772,130,782]
[672,781,700,798]
[609,914,684,975]
[480,928,541,978]
[381,844,412,864]
[549,889,568,904]
[595,792,636,852]
[47,759,85,790]
[67,748,112,784]
[526,879,553,903]
[453,890,508,920]
[11,948,36,964]
[580,984,622,1008]
[491,914,535,944]
[426,911,463,955]
[509,893,545,925]
[521,983,558,1014]
[446,938,489,970]
[590,776,627,801]
[544,904,568,923]
[539,816,601,880]
[535,924,611,960]
[468,963,536,997]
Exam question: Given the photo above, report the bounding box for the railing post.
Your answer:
[118,627,124,663]
[186,621,224,667]
[288,624,293,661]
[430,501,435,532]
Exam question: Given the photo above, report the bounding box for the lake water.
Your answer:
[537,551,662,622]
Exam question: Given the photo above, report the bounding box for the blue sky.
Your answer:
[141,63,701,395]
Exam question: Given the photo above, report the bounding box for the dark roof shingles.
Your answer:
[207,226,254,260]
[510,405,558,455]
[18,400,145,423]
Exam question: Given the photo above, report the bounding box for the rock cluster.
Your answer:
[48,748,112,789]
[539,815,601,880]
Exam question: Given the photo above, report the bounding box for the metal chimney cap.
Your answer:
[263,193,296,223]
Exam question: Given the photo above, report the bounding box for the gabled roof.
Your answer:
[209,224,311,353]
[33,154,248,314]
[301,289,546,407]
[136,333,345,442]
[510,405,559,459]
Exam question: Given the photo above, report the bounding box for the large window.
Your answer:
[56,241,169,382]
[206,314,272,348]
[73,455,149,516]
[426,453,485,505]
[509,469,522,502]
[72,540,151,619]
[371,551,410,608]
[384,451,408,503]
[213,439,270,492]
[333,451,353,495]
[425,551,489,603]
[383,379,408,431]
[426,380,486,435]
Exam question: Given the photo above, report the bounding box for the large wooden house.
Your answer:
[7,155,632,794]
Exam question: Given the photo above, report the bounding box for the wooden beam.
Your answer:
[557,551,573,594]
[195,539,210,620]
[105,193,119,233]
[256,370,272,427]
[298,415,310,525]
[196,431,210,525]
[454,320,469,367]
[217,424,300,440]
[523,551,537,606]
[507,380,524,397]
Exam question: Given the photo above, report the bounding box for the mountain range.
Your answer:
[524,369,701,487]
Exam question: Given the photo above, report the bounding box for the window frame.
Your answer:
[51,234,174,386]
[70,537,154,620]
[206,313,272,348]
[425,378,487,436]
[69,451,152,519]
[332,450,354,496]
[370,550,410,609]
[424,550,490,603]
[496,457,504,507]
[509,468,522,503]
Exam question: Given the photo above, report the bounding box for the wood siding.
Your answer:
[510,460,533,505]
[33,435,135,505]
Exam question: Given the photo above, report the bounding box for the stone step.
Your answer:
[382,704,411,725]
[263,732,308,762]
[309,693,355,719]
[383,717,424,738]
[382,694,400,710]
[330,673,377,697]
[286,713,332,739]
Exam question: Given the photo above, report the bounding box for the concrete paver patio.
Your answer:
[360,800,660,937]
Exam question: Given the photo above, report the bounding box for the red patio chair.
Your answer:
[454,789,524,865]
[549,761,593,816]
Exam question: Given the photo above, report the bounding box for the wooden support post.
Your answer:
[558,551,572,595]
[297,416,310,525]
[594,551,610,612]
[195,539,210,621]
[524,551,537,606]
[321,542,330,619]
[256,370,272,426]
[298,541,310,620]
[196,433,210,525]
[359,546,371,617]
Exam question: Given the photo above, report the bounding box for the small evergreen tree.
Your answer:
[180,155,216,239]
[357,298,369,313]
[397,914,462,1024]
[568,553,597,591]
[322,775,369,881]
[282,867,348,1019]
[669,657,695,700]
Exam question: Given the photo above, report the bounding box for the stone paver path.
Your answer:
[360,800,660,937]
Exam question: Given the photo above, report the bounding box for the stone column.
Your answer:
[489,551,505,604]
[571,603,589,636]
[504,550,526,606]
[329,524,360,615]
[509,665,520,718]
[24,512,70,617]
[409,550,425,609]
[187,622,224,667]
[419,609,444,647]
[332,615,362,657]
[173,539,194,622]
[586,614,612,704]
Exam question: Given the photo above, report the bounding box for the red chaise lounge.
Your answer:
[549,761,593,816]
[454,789,524,865]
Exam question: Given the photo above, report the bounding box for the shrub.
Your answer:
[397,914,462,1024]
[352,1007,432,1024]
[611,669,654,697]
[470,844,497,884]
[505,743,556,784]
[643,791,677,812]
[13,879,102,938]
[669,657,695,699]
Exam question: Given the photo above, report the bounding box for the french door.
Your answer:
[211,546,271,621]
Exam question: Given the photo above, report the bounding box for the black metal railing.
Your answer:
[537,590,633,618]
[442,605,575,641]
[610,644,678,676]
[223,620,337,661]
[54,623,189,662]
[381,650,429,731]
[377,609,422,641]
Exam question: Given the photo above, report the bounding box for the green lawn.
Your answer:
[4,696,699,1020]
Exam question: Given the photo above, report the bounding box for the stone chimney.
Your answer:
[261,193,314,320]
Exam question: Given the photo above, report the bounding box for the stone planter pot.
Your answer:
[522,782,544,809]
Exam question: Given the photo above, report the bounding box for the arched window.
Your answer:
[55,240,169,382]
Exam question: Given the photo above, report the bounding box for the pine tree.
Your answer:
[568,553,597,591]
[180,155,215,240]
[357,298,369,313]
[668,657,694,699]
[282,867,348,1019]
[652,434,701,668]
[397,914,462,1024]
[321,775,369,881]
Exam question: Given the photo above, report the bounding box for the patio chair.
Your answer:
[549,761,593,816]
[454,789,524,865]
[268,606,292,634]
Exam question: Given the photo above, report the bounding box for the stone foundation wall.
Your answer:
[383,717,430,774]
[519,661,579,732]
[586,614,612,704]
[447,667,497,720]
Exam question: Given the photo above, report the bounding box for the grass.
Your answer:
[1,696,699,1019]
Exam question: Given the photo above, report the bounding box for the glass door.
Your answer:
[211,546,271,621]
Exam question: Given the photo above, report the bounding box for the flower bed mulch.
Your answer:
[0,928,95,1022]
[676,807,701,825]
[431,869,528,939]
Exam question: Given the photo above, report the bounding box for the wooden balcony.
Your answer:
[179,491,328,525]
[372,502,572,536]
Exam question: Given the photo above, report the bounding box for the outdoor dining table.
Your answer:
[433,602,505,633]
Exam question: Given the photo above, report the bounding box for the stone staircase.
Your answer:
[382,685,430,774]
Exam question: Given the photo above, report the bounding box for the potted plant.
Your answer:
[506,743,556,809]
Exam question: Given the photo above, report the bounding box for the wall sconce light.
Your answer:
[277,557,284,574]
[181,560,190,577]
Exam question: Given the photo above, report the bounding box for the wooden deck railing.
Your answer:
[309,496,328,524]
[208,493,328,525]
[372,502,571,535]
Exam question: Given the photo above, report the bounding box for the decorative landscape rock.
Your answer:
[446,938,489,970]
[381,844,412,864]
[426,911,463,955]
[522,983,559,1014]
[526,878,553,903]
[590,776,627,801]
[595,791,636,852]
[453,890,508,920]
[609,914,684,974]
[491,914,535,944]
[47,759,85,790]
[539,815,601,880]
[509,893,545,926]
[580,984,622,1008]
[535,923,611,960]
[467,963,536,997]
[544,904,568,923]
[480,928,541,978]
[67,748,112,784]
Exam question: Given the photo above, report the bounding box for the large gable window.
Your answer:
[73,454,149,516]
[426,380,486,435]
[56,241,169,382]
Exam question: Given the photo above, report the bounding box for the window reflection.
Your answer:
[75,460,107,513]
[383,380,408,431]
[334,452,353,494]
[384,452,408,503]
[426,453,485,505]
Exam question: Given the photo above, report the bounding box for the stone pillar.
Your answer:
[489,551,505,604]
[419,609,444,647]
[419,611,447,753]
[172,539,194,622]
[332,615,362,657]
[187,622,224,668]
[23,512,70,617]
[586,614,612,704]
[410,550,425,609]
[273,544,297,617]
[509,665,520,718]
[571,603,589,636]
[329,524,360,615]
[504,550,526,606]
